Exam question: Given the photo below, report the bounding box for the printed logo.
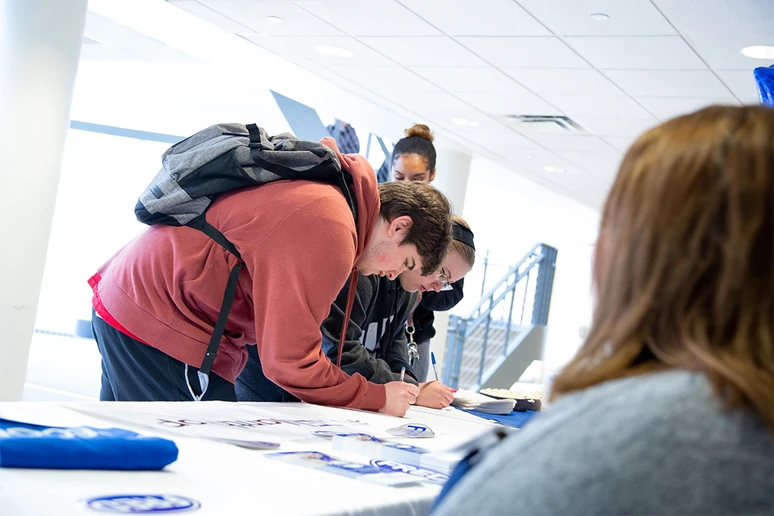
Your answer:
[369,459,449,485]
[85,495,200,513]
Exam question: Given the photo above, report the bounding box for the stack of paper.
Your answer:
[451,389,515,415]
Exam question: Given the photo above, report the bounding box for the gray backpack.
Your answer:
[134,123,358,398]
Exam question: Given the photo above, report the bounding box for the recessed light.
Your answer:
[266,16,284,24]
[543,165,565,173]
[524,154,534,159]
[741,45,774,60]
[452,118,480,127]
[589,13,610,21]
[315,45,354,58]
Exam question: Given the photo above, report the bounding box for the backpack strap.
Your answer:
[185,215,244,397]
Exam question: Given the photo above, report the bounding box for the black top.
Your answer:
[411,278,465,342]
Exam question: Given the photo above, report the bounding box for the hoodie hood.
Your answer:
[320,137,379,263]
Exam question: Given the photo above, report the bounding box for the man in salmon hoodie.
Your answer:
[88,137,452,417]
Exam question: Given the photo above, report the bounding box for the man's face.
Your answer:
[357,216,423,280]
[391,154,435,183]
[398,249,472,293]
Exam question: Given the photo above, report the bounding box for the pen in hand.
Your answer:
[431,352,439,381]
[400,366,406,382]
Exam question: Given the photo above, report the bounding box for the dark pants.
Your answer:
[235,344,299,402]
[92,310,236,402]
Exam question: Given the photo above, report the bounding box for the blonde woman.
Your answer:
[434,105,773,516]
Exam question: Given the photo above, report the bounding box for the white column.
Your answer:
[429,148,472,380]
[0,0,87,400]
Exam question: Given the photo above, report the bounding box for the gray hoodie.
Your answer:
[433,370,773,516]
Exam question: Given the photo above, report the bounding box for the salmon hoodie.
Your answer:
[88,137,387,411]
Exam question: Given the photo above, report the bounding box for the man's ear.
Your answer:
[429,168,436,182]
[388,215,414,237]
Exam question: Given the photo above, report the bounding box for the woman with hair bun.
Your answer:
[383,124,467,382]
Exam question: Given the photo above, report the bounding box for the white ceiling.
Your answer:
[82,0,774,210]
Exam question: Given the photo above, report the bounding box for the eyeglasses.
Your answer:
[437,270,454,292]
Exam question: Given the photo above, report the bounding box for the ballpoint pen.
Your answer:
[431,352,439,381]
[400,366,406,382]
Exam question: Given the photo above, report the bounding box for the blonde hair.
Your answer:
[551,105,774,430]
[451,215,475,267]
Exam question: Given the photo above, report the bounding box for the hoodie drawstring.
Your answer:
[336,269,359,367]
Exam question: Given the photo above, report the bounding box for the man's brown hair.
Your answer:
[551,105,774,429]
[378,181,452,275]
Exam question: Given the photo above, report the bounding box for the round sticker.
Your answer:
[85,494,200,513]
[385,423,435,438]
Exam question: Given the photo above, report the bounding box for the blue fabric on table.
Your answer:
[0,418,178,470]
[454,408,538,429]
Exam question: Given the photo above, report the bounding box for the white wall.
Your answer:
[458,154,600,375]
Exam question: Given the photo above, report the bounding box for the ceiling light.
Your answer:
[589,13,610,21]
[452,118,480,127]
[315,45,354,58]
[524,154,534,159]
[266,16,284,24]
[543,165,565,173]
[741,45,774,60]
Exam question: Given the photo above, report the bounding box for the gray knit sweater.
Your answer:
[433,370,773,516]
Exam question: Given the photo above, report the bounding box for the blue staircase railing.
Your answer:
[443,243,557,389]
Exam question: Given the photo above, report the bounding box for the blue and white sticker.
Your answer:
[85,494,200,513]
[369,459,449,485]
[309,429,360,439]
[385,423,435,438]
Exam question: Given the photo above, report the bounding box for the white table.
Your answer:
[0,402,497,515]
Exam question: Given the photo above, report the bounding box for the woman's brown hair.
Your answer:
[550,105,774,429]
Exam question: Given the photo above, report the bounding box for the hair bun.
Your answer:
[405,124,434,142]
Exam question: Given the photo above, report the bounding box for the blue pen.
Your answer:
[431,352,439,381]
[400,366,406,382]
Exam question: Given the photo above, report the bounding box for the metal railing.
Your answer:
[443,243,557,389]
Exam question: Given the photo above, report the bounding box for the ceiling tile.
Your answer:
[542,93,654,118]
[635,97,742,121]
[262,35,395,65]
[716,70,768,100]
[556,151,623,183]
[327,65,439,92]
[528,134,617,153]
[502,68,623,96]
[571,115,659,137]
[519,0,675,36]
[456,37,590,68]
[188,0,344,36]
[378,89,479,117]
[604,135,639,153]
[399,0,550,36]
[360,37,488,67]
[294,0,441,36]
[456,90,560,116]
[654,0,774,70]
[411,66,521,93]
[604,70,735,98]
[465,131,543,152]
[565,36,707,70]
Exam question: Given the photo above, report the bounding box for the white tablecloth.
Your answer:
[0,402,497,516]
